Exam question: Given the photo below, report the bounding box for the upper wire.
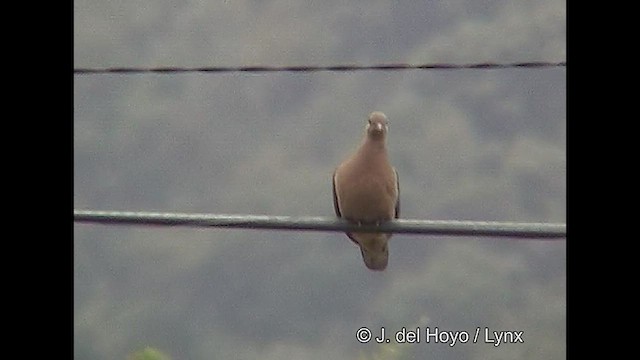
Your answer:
[74,61,566,75]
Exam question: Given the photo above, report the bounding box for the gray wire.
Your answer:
[74,210,566,239]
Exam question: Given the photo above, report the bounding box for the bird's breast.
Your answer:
[336,167,397,222]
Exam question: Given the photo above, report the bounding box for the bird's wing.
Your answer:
[332,169,341,218]
[332,169,358,244]
[394,168,400,219]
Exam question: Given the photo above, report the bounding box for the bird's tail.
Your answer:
[358,236,389,271]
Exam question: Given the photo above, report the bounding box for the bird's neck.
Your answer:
[358,138,388,158]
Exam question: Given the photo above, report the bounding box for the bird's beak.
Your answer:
[375,123,384,131]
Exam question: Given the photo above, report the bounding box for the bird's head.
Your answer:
[366,111,389,140]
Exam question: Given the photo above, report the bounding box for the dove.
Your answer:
[332,111,400,271]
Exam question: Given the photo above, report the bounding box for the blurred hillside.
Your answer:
[74,1,565,359]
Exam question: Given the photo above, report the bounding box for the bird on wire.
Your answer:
[332,111,400,271]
